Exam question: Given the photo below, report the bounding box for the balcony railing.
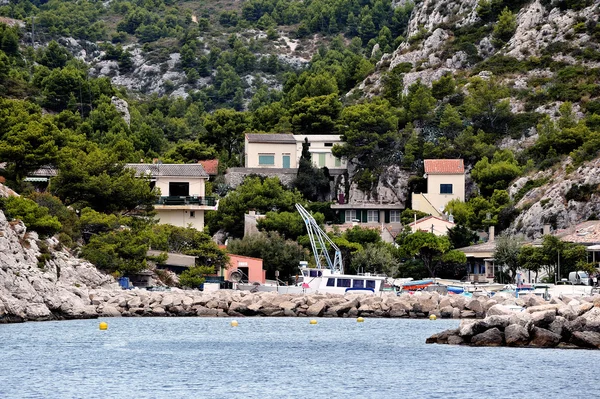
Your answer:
[156,196,216,206]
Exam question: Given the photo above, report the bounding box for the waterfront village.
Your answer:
[4,133,600,349]
[2,0,600,351]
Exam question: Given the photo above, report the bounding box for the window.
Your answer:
[169,182,189,196]
[324,142,333,147]
[334,157,341,167]
[366,280,376,289]
[309,270,322,277]
[440,184,453,194]
[353,279,364,288]
[318,153,326,167]
[326,278,335,287]
[258,154,275,165]
[345,210,357,222]
[390,210,401,223]
[336,278,351,287]
[190,211,195,218]
[367,210,379,223]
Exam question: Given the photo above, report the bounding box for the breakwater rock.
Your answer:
[427,296,600,349]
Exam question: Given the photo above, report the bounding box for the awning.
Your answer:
[24,177,48,182]
[587,245,600,250]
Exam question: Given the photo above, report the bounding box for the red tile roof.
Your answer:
[199,159,219,175]
[424,159,464,174]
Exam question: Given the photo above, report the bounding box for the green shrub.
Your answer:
[0,197,61,238]
[179,266,215,288]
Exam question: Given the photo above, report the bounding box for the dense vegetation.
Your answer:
[0,0,599,283]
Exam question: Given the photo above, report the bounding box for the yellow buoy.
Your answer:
[310,319,318,325]
[230,320,239,327]
[429,314,437,320]
[99,321,108,330]
[357,317,365,323]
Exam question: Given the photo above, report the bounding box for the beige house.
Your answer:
[244,133,346,170]
[244,134,298,168]
[408,215,455,236]
[294,134,347,170]
[412,159,465,217]
[127,163,216,231]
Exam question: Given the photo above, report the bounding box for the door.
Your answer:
[282,154,290,168]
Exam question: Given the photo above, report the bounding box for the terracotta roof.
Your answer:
[246,133,296,144]
[198,159,219,175]
[126,163,208,178]
[424,159,464,174]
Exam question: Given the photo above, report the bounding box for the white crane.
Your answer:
[295,203,343,274]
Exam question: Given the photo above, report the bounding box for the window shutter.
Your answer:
[339,210,345,223]
[385,210,390,223]
[362,210,368,223]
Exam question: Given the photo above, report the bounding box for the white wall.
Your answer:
[156,209,205,230]
[426,174,465,213]
[154,176,206,197]
[294,135,347,169]
[245,141,297,168]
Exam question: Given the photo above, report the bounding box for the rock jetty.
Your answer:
[0,209,525,323]
[427,296,600,349]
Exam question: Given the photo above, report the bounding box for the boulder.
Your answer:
[557,306,578,321]
[570,331,600,349]
[196,307,219,316]
[99,305,122,317]
[579,307,600,332]
[548,316,567,337]
[459,319,489,337]
[426,328,458,344]
[465,298,484,315]
[306,301,326,317]
[531,310,556,328]
[471,328,504,346]
[505,324,530,347]
[529,327,561,348]
[484,315,511,330]
[440,306,454,318]
[447,335,465,345]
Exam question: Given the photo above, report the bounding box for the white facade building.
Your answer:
[127,163,216,231]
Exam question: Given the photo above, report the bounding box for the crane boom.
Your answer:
[295,203,343,274]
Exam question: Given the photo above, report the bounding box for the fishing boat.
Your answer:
[234,204,388,295]
[234,266,388,295]
[399,279,434,291]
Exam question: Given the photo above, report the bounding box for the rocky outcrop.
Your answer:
[509,157,600,238]
[427,298,600,349]
[0,210,117,323]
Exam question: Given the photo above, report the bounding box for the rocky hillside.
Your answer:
[0,210,117,322]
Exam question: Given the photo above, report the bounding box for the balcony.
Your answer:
[155,196,217,209]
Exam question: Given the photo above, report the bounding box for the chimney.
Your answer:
[543,224,551,235]
[489,226,495,242]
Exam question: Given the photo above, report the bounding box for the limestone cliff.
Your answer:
[0,210,117,322]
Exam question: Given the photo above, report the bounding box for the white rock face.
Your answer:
[0,208,118,322]
[111,96,130,126]
[510,157,600,238]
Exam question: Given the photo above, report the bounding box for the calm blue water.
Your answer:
[1,317,599,399]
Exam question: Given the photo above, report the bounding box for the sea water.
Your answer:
[1,317,598,399]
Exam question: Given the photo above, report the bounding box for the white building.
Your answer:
[412,159,465,217]
[127,163,216,231]
[244,133,347,171]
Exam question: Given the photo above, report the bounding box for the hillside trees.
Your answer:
[208,176,304,238]
[332,99,400,191]
[397,231,466,278]
[293,138,331,201]
[51,146,157,214]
